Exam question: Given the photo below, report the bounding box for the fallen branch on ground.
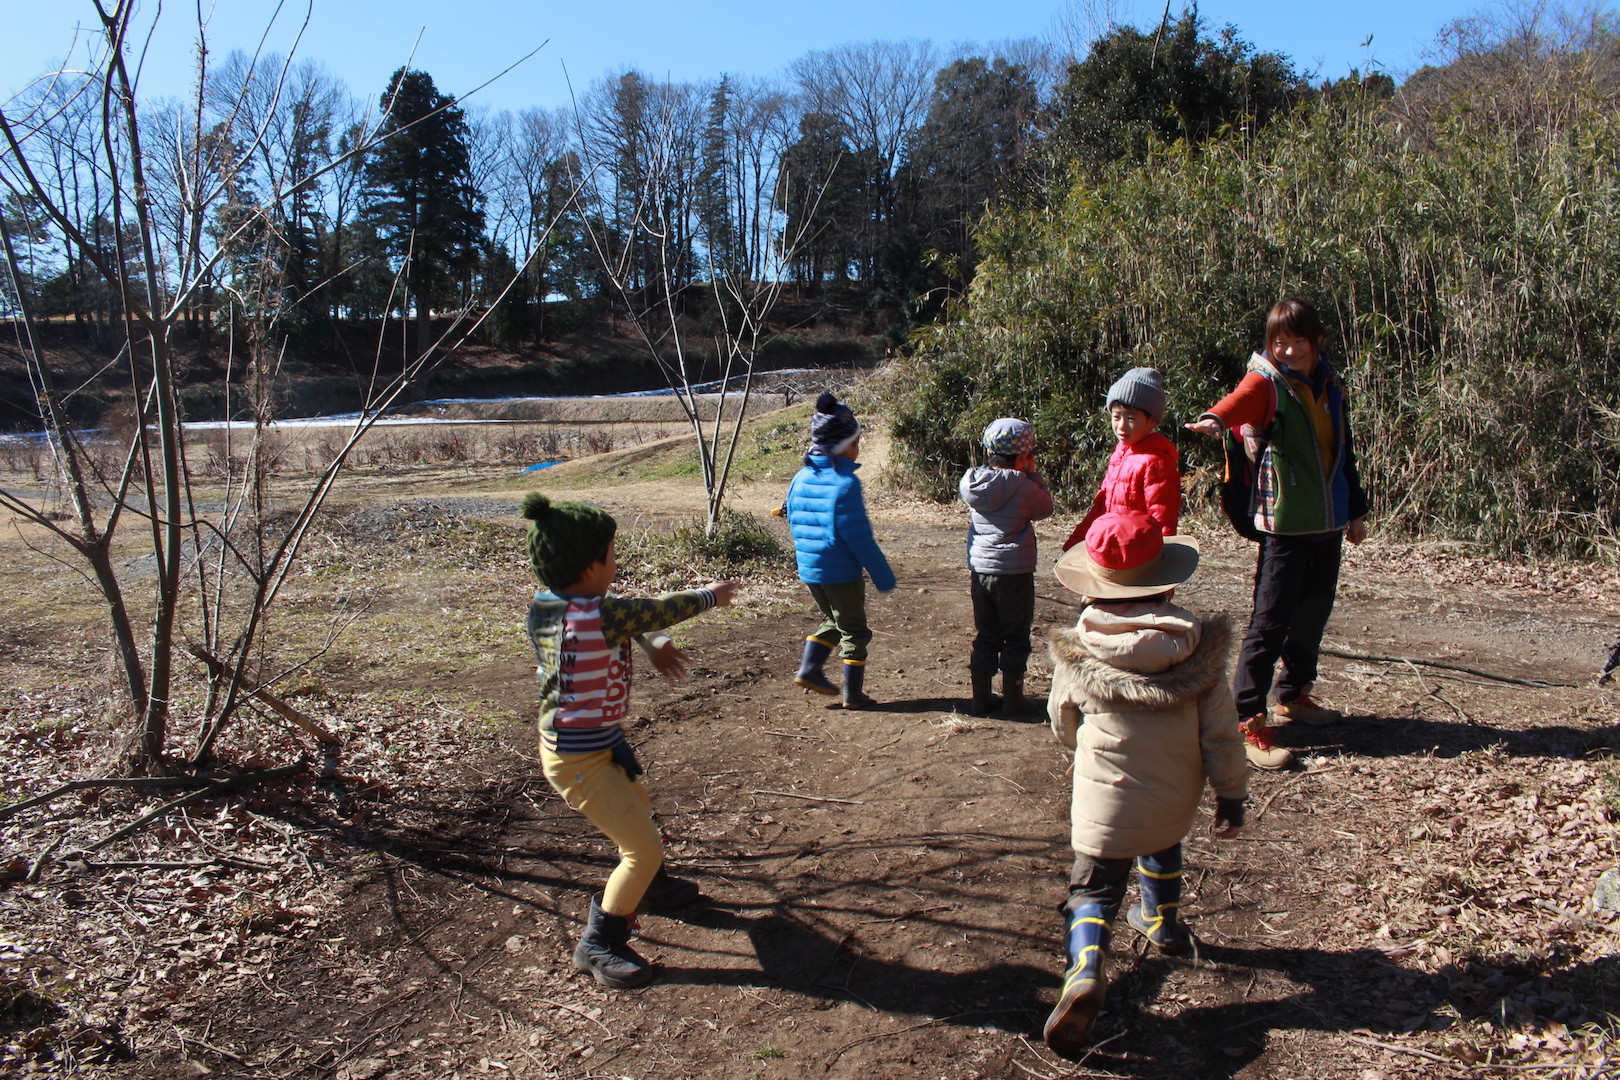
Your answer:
[1343,1033,1452,1064]
[1533,898,1620,937]
[1252,767,1334,821]
[751,789,864,805]
[1321,647,1575,688]
[826,1009,1032,1065]
[79,760,310,856]
[188,644,342,746]
[0,775,210,823]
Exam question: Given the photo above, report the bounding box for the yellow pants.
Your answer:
[540,746,664,916]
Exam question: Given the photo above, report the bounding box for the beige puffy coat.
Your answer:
[1047,601,1248,859]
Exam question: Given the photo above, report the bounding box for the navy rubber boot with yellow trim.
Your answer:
[841,660,874,709]
[1127,849,1190,954]
[1043,903,1110,1057]
[794,637,839,696]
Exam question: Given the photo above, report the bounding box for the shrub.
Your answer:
[892,77,1620,560]
[616,510,791,592]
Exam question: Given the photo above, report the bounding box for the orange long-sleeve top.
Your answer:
[1205,369,1337,479]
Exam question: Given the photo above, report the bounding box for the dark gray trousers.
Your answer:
[969,570,1036,677]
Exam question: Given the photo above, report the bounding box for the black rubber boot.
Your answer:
[640,865,702,910]
[841,661,874,709]
[794,637,839,696]
[572,895,654,989]
[969,671,1001,716]
[1001,671,1027,717]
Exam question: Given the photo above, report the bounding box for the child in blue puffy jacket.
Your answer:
[787,393,896,709]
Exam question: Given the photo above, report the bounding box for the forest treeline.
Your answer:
[892,6,1620,561]
[0,8,1348,365]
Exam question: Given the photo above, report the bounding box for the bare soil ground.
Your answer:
[2,411,1620,1080]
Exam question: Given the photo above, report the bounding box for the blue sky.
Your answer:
[4,0,1467,114]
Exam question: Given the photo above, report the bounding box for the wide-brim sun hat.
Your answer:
[1054,510,1200,600]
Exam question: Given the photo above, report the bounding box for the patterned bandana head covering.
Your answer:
[981,417,1034,457]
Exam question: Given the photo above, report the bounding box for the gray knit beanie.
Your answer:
[1105,368,1166,422]
[521,492,617,588]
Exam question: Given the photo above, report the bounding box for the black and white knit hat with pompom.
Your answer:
[810,392,860,456]
[521,491,617,588]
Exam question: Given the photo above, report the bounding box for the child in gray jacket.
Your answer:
[959,417,1054,715]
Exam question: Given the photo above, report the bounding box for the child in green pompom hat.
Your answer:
[520,491,739,989]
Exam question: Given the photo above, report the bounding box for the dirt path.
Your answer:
[6,420,1620,1079]
[211,480,1619,1078]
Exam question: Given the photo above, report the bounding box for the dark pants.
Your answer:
[1233,531,1344,717]
[1063,844,1182,920]
[806,579,871,662]
[969,571,1036,677]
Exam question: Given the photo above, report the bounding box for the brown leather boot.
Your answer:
[1241,713,1294,770]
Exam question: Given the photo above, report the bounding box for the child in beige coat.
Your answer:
[1042,510,1249,1056]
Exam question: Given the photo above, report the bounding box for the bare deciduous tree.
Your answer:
[0,2,533,774]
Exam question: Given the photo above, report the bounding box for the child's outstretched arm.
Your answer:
[637,632,688,680]
[600,582,739,645]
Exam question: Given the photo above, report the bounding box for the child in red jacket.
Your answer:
[1063,368,1180,551]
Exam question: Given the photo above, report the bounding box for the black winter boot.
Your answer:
[841,661,874,709]
[639,865,702,910]
[1001,672,1027,717]
[969,671,1001,716]
[794,637,839,696]
[573,895,654,989]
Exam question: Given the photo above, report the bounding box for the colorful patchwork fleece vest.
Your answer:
[1249,355,1354,535]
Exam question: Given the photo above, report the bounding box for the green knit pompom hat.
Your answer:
[521,491,617,588]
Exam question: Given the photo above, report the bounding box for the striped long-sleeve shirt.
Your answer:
[526,587,717,753]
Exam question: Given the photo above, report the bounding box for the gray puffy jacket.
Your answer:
[959,466,1054,575]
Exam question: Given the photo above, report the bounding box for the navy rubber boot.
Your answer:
[1127,849,1190,954]
[969,670,1001,716]
[841,660,874,709]
[794,638,839,696]
[1001,671,1027,717]
[1043,903,1110,1057]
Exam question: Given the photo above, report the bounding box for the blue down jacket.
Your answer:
[786,453,896,590]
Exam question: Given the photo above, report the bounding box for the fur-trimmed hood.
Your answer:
[1046,600,1247,861]
[1049,605,1232,712]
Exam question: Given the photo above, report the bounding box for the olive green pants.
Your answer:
[805,579,872,662]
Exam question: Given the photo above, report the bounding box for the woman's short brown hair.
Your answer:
[1266,297,1324,347]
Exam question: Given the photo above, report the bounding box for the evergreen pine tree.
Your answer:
[360,67,485,360]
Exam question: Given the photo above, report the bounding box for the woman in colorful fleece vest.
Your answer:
[1185,298,1370,770]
